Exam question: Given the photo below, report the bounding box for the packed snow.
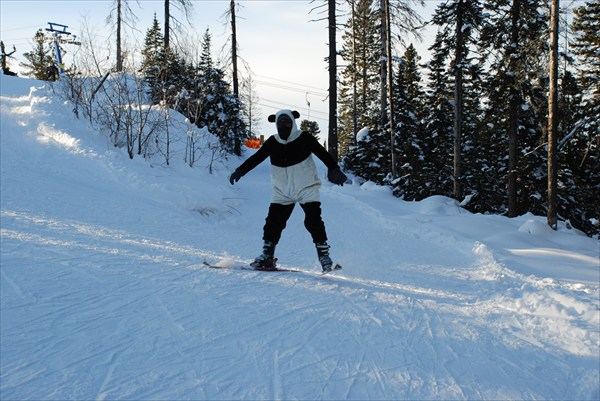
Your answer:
[1,75,599,400]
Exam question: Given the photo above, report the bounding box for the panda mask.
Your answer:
[268,109,301,143]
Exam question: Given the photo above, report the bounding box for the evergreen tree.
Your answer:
[198,28,213,75]
[570,0,600,96]
[338,0,381,158]
[193,28,247,154]
[345,126,391,185]
[240,73,261,139]
[421,31,454,199]
[140,14,187,106]
[429,0,484,201]
[460,60,490,211]
[566,1,600,236]
[392,44,426,199]
[20,30,54,81]
[479,0,549,216]
[141,14,164,89]
[300,120,321,138]
[340,0,393,184]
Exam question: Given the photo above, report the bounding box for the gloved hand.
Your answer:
[327,167,347,186]
[229,169,242,185]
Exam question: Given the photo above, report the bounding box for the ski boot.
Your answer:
[316,242,333,273]
[250,241,277,270]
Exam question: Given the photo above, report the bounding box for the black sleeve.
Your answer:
[236,138,272,176]
[308,133,338,170]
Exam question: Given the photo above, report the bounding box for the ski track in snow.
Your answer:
[1,76,599,400]
[2,211,597,399]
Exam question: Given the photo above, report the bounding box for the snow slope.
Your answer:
[1,75,599,400]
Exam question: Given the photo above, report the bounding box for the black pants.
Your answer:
[263,202,327,245]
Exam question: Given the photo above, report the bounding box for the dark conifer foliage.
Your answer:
[392,44,426,199]
[140,23,246,155]
[300,120,321,138]
[338,0,382,159]
[20,30,55,81]
[346,126,391,185]
[564,1,600,236]
[44,3,596,236]
[478,0,549,217]
[339,0,597,236]
[421,31,454,199]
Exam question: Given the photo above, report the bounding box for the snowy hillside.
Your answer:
[1,75,599,400]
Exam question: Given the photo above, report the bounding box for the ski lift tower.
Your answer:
[44,22,80,75]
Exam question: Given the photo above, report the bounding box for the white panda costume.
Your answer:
[229,109,347,271]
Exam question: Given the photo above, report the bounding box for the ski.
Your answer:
[241,266,302,273]
[202,260,301,273]
[201,260,342,275]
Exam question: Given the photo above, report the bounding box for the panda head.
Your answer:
[268,109,301,141]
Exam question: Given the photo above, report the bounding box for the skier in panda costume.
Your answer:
[229,109,347,272]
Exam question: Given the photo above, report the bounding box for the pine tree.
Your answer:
[140,14,187,105]
[193,28,247,154]
[300,120,321,138]
[392,44,426,199]
[340,0,393,184]
[338,0,381,158]
[141,14,164,82]
[422,31,454,199]
[20,30,54,81]
[566,0,600,236]
[571,0,600,96]
[479,0,549,216]
[240,73,261,139]
[198,28,213,77]
[429,0,484,201]
[141,15,163,104]
[460,60,489,211]
[345,126,391,185]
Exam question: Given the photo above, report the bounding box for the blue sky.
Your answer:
[1,0,437,138]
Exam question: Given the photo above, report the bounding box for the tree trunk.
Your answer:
[384,0,396,179]
[164,0,170,49]
[328,0,338,161]
[116,0,123,71]
[547,0,559,229]
[351,0,358,143]
[230,0,239,98]
[379,0,388,128]
[230,0,241,155]
[453,0,464,200]
[507,0,520,217]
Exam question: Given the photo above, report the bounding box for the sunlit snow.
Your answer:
[1,75,598,400]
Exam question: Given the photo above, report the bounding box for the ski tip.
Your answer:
[322,263,342,275]
[203,260,230,269]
